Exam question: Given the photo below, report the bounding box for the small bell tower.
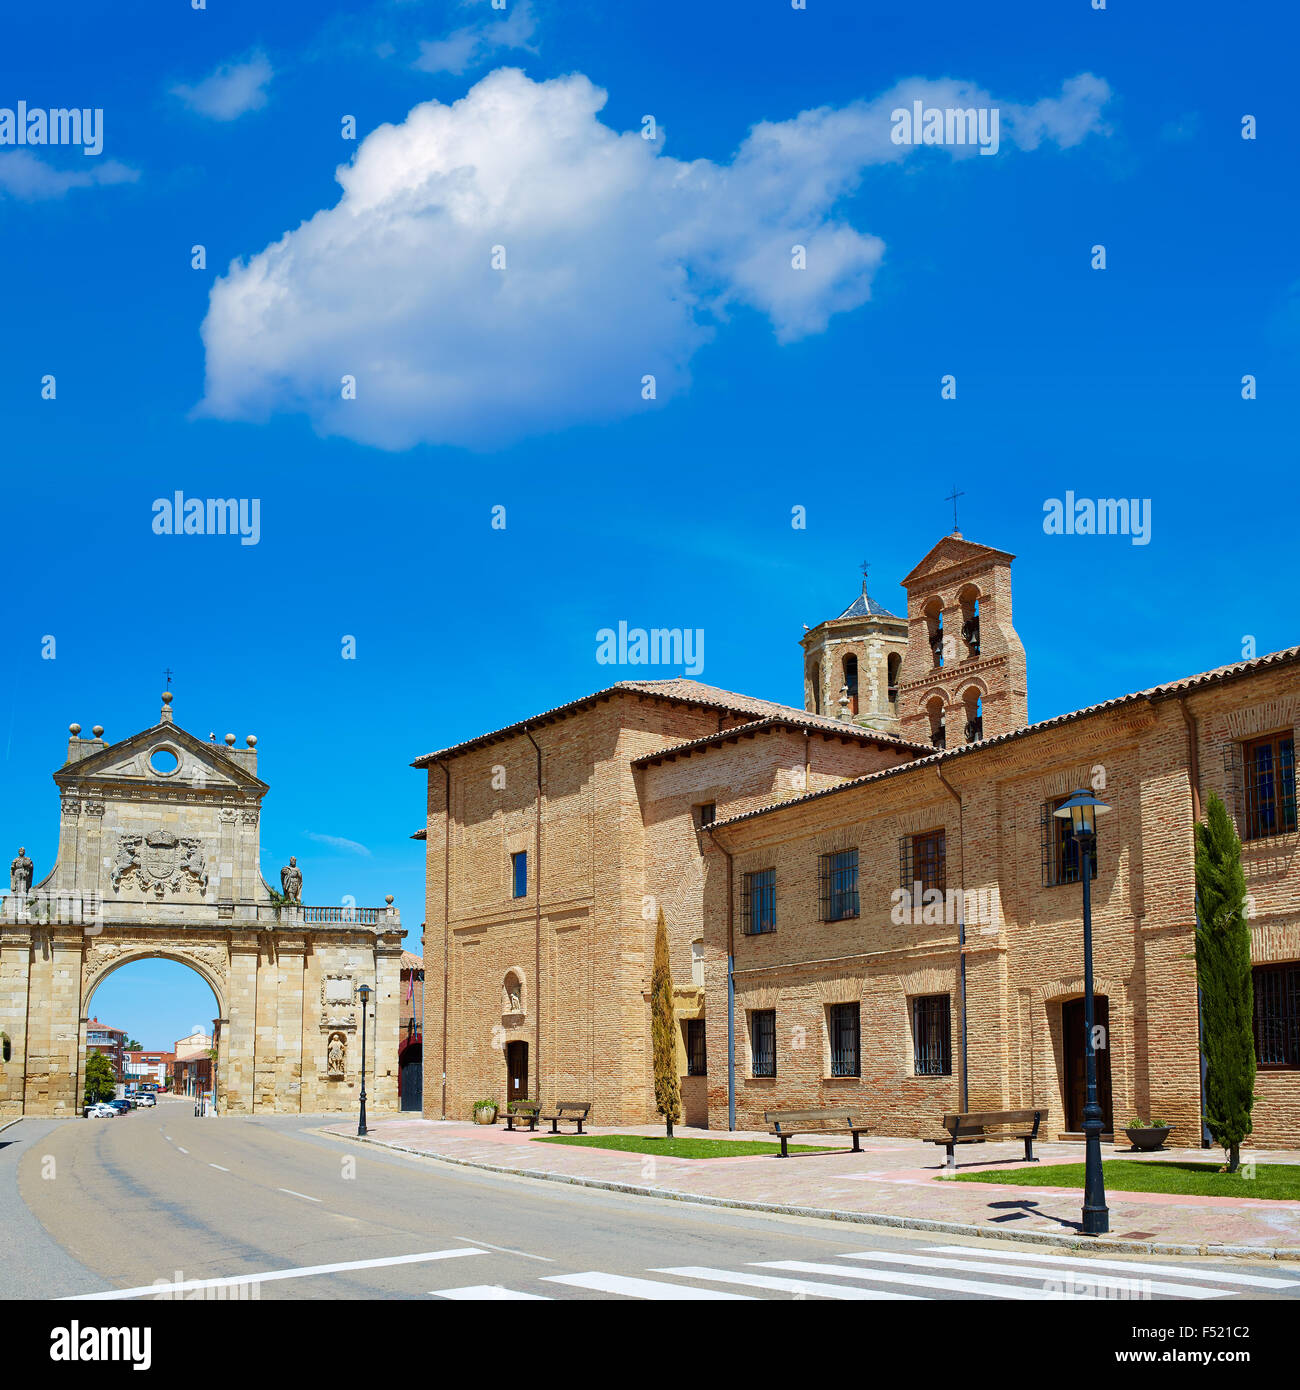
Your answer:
[895,533,1027,747]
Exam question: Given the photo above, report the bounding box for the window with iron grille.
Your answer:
[828,1002,860,1077]
[1253,963,1300,1069]
[684,1018,708,1076]
[740,868,776,935]
[1041,797,1100,886]
[750,1010,776,1077]
[912,994,952,1076]
[1238,734,1297,843]
[818,849,859,921]
[899,830,946,894]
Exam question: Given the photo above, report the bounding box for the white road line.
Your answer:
[652,1266,925,1300]
[543,1272,753,1300]
[454,1236,553,1263]
[278,1188,322,1203]
[924,1245,1300,1290]
[433,1286,552,1300]
[757,1259,1057,1300]
[843,1251,1234,1300]
[65,1248,486,1301]
[176,1146,188,1154]
[208,1164,229,1172]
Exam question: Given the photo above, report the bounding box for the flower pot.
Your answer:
[1125,1125,1172,1151]
[473,1107,497,1125]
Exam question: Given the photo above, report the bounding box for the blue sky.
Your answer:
[2,2,1296,1047]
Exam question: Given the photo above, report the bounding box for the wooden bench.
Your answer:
[541,1101,591,1134]
[931,1109,1043,1169]
[503,1100,540,1132]
[764,1108,872,1159]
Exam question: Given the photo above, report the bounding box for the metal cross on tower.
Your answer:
[945,485,965,534]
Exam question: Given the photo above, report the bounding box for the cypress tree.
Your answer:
[1194,792,1256,1172]
[651,907,682,1138]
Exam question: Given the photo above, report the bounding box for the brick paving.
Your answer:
[319,1116,1300,1257]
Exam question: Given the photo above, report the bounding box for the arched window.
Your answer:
[927,696,946,749]
[842,654,859,715]
[887,653,901,711]
[925,600,944,669]
[963,690,983,743]
[958,586,980,659]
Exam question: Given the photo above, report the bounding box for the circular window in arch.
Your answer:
[149,746,180,776]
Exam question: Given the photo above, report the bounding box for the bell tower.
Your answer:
[895,534,1027,747]
[800,566,909,735]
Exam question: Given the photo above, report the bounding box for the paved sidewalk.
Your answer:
[318,1117,1300,1259]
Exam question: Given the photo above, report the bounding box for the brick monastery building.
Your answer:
[415,534,1300,1148]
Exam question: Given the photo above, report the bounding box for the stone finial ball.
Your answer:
[224,733,236,746]
[92,725,104,738]
[385,894,394,905]
[161,692,173,705]
[69,723,82,735]
[246,735,258,747]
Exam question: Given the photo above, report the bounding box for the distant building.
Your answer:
[86,1018,126,1081]
[398,948,424,1111]
[172,1046,212,1099]
[124,1050,173,1088]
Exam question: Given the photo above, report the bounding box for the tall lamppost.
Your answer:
[1054,788,1111,1236]
[357,983,372,1137]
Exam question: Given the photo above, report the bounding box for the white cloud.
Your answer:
[0,152,138,200]
[197,68,1112,450]
[414,0,538,75]
[172,51,273,121]
[304,832,372,857]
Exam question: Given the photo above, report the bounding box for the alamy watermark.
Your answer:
[890,100,1000,155]
[596,622,704,676]
[1043,492,1151,546]
[152,492,261,546]
[1,103,103,155]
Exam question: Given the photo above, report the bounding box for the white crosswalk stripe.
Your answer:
[923,1245,1300,1291]
[651,1266,925,1299]
[434,1285,552,1300]
[543,1272,754,1299]
[755,1258,1057,1299]
[840,1251,1234,1300]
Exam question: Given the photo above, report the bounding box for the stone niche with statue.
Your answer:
[0,693,405,1121]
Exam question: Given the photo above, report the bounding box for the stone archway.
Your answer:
[80,942,228,1110]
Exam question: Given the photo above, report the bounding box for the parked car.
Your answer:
[134,1093,156,1107]
[107,1099,132,1114]
[86,1102,117,1118]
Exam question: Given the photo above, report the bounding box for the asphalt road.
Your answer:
[7,1098,1300,1303]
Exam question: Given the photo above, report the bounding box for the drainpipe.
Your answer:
[437,761,451,1120]
[705,824,736,1131]
[523,728,543,1105]
[935,761,970,1113]
[1178,698,1211,1146]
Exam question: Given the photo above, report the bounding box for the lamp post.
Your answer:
[1054,788,1111,1236]
[357,983,372,1137]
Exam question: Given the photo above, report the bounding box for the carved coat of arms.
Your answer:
[111,831,208,897]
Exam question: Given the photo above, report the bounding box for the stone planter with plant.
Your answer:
[1124,1118,1172,1151]
[472,1098,499,1125]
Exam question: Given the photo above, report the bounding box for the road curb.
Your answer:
[0,1118,23,1137]
[311,1129,1300,1263]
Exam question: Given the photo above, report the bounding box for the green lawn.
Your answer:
[532,1134,837,1160]
[954,1160,1300,1201]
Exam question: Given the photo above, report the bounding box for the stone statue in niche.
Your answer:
[10,846,33,895]
[327,1031,346,1076]
[505,976,522,1013]
[281,856,302,903]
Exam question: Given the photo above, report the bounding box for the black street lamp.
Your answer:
[357,983,372,1137]
[1054,788,1111,1236]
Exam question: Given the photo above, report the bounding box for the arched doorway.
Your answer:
[398,1035,423,1111]
[82,951,226,1114]
[1061,995,1113,1133]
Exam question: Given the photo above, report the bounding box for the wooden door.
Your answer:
[506,1041,529,1102]
[1063,996,1112,1131]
